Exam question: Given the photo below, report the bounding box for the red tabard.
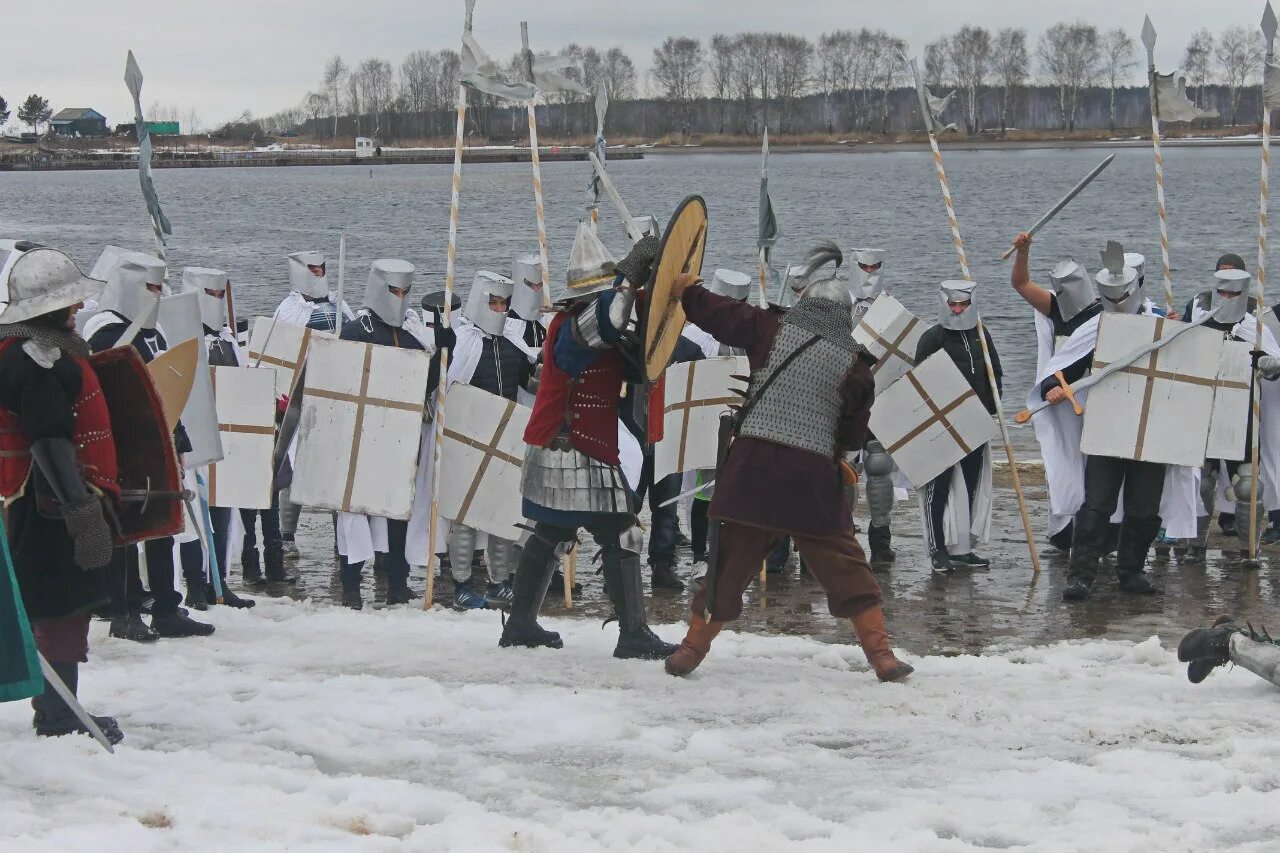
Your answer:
[0,339,120,501]
[523,312,628,465]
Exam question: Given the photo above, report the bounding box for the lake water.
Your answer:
[1,146,1271,453]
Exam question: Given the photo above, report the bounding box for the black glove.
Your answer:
[62,495,114,569]
[615,235,661,288]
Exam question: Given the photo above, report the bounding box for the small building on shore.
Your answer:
[50,108,108,137]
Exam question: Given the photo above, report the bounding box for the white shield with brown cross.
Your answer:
[1205,339,1253,462]
[654,356,748,481]
[852,293,931,392]
[207,366,278,509]
[290,336,430,519]
[868,351,999,488]
[1079,313,1224,466]
[436,383,531,540]
[247,318,336,399]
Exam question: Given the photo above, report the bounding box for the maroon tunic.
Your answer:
[681,287,874,537]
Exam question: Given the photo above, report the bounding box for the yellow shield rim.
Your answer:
[644,196,708,382]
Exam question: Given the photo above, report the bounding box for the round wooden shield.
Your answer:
[644,196,708,382]
[145,338,200,433]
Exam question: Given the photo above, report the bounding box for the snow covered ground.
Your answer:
[2,599,1278,852]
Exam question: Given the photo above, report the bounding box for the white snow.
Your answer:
[2,599,1279,852]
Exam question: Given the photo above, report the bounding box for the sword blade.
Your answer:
[1001,155,1116,260]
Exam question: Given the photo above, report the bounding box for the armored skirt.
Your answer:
[521,435,636,527]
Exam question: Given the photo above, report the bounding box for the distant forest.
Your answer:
[245,22,1271,141]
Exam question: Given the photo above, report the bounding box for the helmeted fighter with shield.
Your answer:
[915,279,1001,574]
[0,245,125,743]
[335,259,431,609]
[497,212,679,660]
[441,270,537,609]
[849,248,886,325]
[83,252,215,639]
[663,241,910,681]
[505,254,549,351]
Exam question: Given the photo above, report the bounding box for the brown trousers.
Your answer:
[691,520,884,623]
[32,613,91,663]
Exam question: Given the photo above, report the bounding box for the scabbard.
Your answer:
[702,413,735,622]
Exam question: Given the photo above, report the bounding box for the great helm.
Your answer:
[97,258,160,325]
[938,280,979,330]
[1096,241,1143,315]
[0,246,104,325]
[851,248,886,301]
[182,267,229,330]
[288,250,328,298]
[1210,268,1253,325]
[463,271,515,336]
[510,254,544,321]
[710,268,751,302]
[1048,259,1097,323]
[362,259,414,328]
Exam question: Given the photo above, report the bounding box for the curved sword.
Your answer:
[1015,305,1224,424]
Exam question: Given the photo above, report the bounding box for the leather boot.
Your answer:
[867,524,896,565]
[650,558,685,591]
[851,606,913,682]
[1177,614,1239,683]
[603,550,679,660]
[31,661,124,745]
[241,549,264,585]
[264,540,296,584]
[1063,509,1107,601]
[664,617,725,676]
[1182,516,1210,565]
[1115,516,1161,596]
[499,534,563,650]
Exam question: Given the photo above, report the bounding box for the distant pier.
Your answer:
[0,147,644,172]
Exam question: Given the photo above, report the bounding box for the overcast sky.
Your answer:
[2,0,1273,130]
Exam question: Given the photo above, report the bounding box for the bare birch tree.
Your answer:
[1216,26,1263,125]
[949,25,992,133]
[1037,22,1101,132]
[993,28,1029,132]
[1100,29,1136,131]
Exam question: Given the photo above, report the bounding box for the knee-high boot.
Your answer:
[1063,509,1108,600]
[499,532,563,650]
[602,547,679,660]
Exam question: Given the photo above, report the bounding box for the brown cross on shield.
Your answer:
[443,399,520,524]
[862,316,922,377]
[663,360,740,471]
[885,372,980,457]
[207,368,277,506]
[303,343,426,511]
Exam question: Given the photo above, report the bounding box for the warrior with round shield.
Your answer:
[663,242,912,682]
[0,245,124,743]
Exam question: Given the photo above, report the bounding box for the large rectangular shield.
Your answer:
[437,384,531,540]
[247,318,334,399]
[1080,313,1223,466]
[208,367,278,509]
[653,356,748,480]
[90,347,184,544]
[868,351,999,488]
[1205,340,1253,461]
[853,293,930,392]
[291,337,429,519]
[158,292,223,467]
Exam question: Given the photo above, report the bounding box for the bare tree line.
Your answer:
[253,21,1276,141]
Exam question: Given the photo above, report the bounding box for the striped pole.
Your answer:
[1142,18,1178,313]
[1250,4,1276,561]
[424,0,475,611]
[521,23,553,309]
[910,57,1041,575]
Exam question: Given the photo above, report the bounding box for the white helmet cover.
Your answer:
[183,267,229,330]
[1096,241,1143,315]
[1211,268,1252,325]
[98,260,159,326]
[1124,252,1147,285]
[1048,259,1097,323]
[362,259,414,328]
[938,280,979,330]
[711,268,751,302]
[288,250,328,298]
[464,271,515,336]
[852,248,886,300]
[0,247,104,325]
[510,254,544,321]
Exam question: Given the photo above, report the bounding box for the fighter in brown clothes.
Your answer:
[663,242,913,682]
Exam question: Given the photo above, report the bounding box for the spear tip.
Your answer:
[1140,16,1157,54]
[1264,2,1278,45]
[124,50,143,94]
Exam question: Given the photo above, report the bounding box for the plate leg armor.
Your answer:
[1183,463,1220,565]
[602,523,679,661]
[1231,465,1263,565]
[278,487,301,542]
[1229,631,1280,688]
[863,441,896,564]
[447,524,478,584]
[499,526,568,649]
[486,537,515,584]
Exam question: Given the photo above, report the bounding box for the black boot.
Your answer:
[184,578,209,611]
[264,540,296,583]
[1177,615,1239,683]
[867,524,896,565]
[1115,516,1161,596]
[215,582,257,609]
[32,661,124,745]
[500,534,563,650]
[1062,509,1107,601]
[109,610,159,642]
[151,608,216,637]
[1182,516,1210,565]
[604,550,679,660]
[1047,520,1074,554]
[650,558,685,591]
[341,587,364,610]
[241,549,264,586]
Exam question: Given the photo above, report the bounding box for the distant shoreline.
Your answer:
[646,136,1263,155]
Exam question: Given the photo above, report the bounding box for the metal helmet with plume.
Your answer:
[797,240,852,308]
